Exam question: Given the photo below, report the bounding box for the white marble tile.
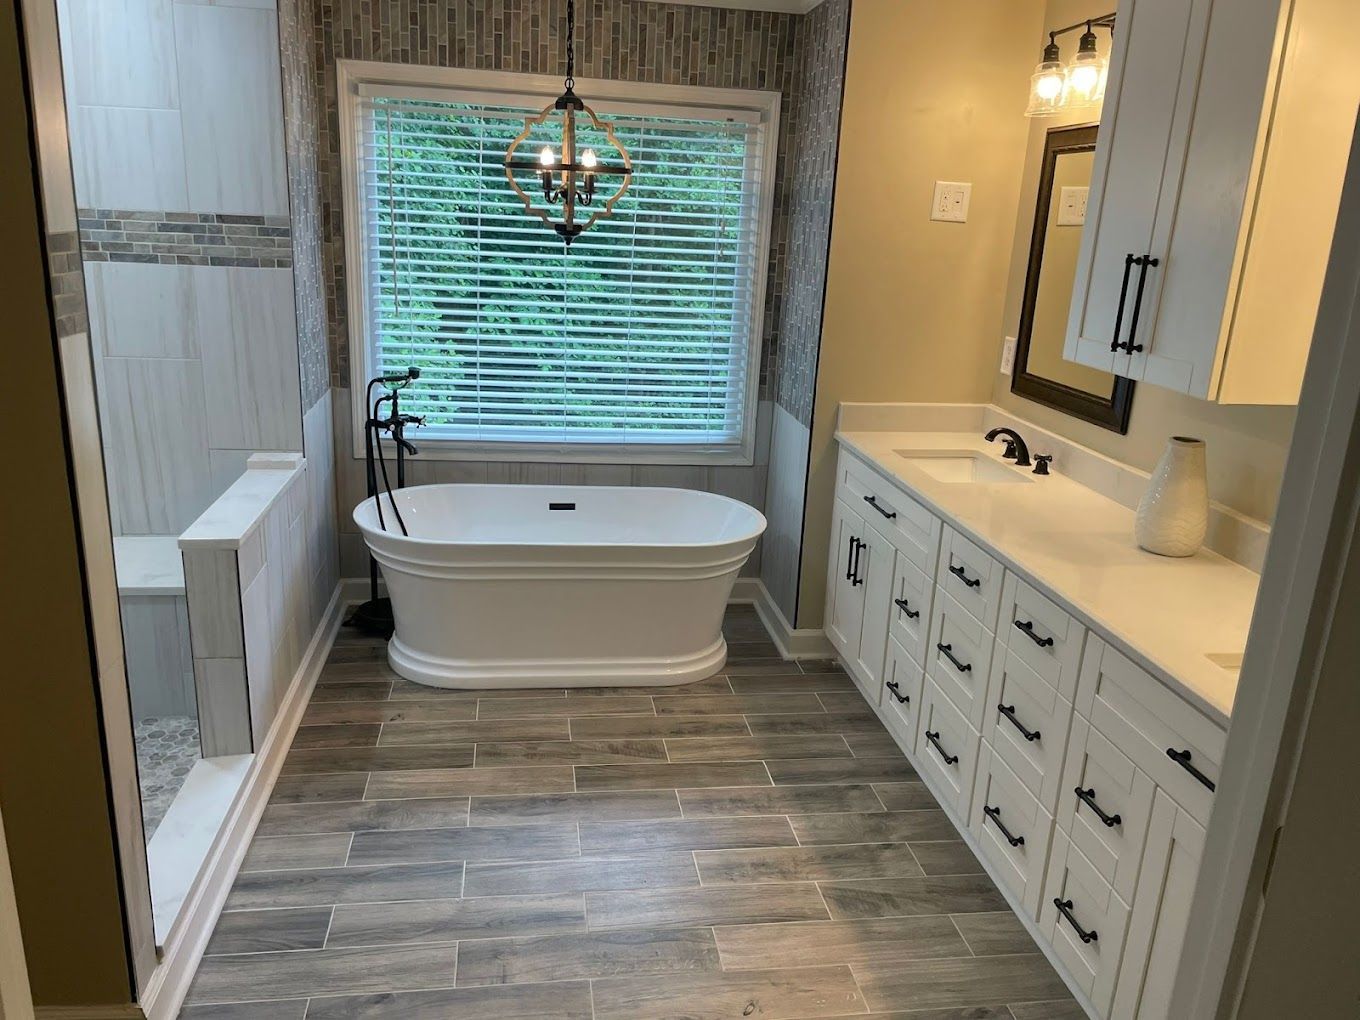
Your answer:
[112,535,186,594]
[70,105,188,210]
[63,0,180,108]
[121,593,195,718]
[631,465,710,490]
[146,753,251,943]
[182,549,243,658]
[193,656,251,756]
[208,449,254,496]
[179,465,299,549]
[241,570,275,747]
[760,404,811,623]
[100,357,213,534]
[174,4,287,214]
[85,261,198,359]
[193,267,302,450]
[238,521,266,589]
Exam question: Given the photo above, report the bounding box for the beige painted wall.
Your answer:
[991,0,1297,524]
[797,0,1045,627]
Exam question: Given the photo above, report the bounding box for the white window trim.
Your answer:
[337,59,781,466]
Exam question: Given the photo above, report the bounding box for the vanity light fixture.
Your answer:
[1025,14,1115,118]
[503,0,632,245]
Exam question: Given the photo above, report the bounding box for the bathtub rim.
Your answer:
[353,483,768,550]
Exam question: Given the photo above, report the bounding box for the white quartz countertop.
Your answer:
[837,430,1260,725]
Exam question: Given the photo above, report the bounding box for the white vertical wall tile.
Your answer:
[194,656,250,756]
[182,548,244,658]
[86,261,199,358]
[69,106,189,211]
[121,593,195,718]
[64,0,180,108]
[101,357,213,533]
[760,404,811,623]
[174,4,287,214]
[194,267,303,450]
[241,571,274,747]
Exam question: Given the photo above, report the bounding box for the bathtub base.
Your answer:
[387,634,729,690]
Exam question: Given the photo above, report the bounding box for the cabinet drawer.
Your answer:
[1058,715,1155,904]
[916,676,981,821]
[971,744,1055,919]
[839,451,942,576]
[999,574,1085,701]
[937,527,1002,630]
[987,651,1075,813]
[1077,638,1225,825]
[925,589,997,732]
[887,552,933,667]
[1041,828,1131,1016]
[881,636,924,758]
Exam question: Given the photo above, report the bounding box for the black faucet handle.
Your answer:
[1001,439,1019,461]
[1032,455,1053,476]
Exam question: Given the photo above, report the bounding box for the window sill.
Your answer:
[352,436,755,467]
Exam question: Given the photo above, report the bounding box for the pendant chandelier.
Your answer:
[503,0,633,245]
[1025,13,1115,117]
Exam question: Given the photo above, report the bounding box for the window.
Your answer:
[340,64,779,463]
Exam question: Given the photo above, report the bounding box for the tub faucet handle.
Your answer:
[1032,455,1053,476]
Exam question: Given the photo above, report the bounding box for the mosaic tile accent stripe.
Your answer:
[312,0,807,394]
[279,0,331,408]
[47,229,90,340]
[77,210,294,268]
[775,0,850,427]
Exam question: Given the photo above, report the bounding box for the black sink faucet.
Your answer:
[984,427,1032,467]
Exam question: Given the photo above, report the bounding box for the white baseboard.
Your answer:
[136,583,346,1020]
[729,578,835,660]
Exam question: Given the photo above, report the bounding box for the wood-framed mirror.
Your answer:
[1012,123,1135,433]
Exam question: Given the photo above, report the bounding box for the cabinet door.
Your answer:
[853,522,895,685]
[826,499,868,662]
[1065,0,1214,373]
[1111,790,1206,1020]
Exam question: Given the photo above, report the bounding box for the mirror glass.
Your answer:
[1013,124,1134,432]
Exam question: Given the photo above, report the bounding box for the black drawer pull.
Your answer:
[851,538,865,587]
[1110,252,1136,352]
[1167,748,1216,791]
[983,804,1025,847]
[924,730,958,765]
[845,536,858,581]
[937,643,972,673]
[1054,898,1099,944]
[1013,619,1054,648]
[1119,254,1160,354]
[998,704,1041,742]
[948,563,982,588]
[885,680,909,705]
[893,598,920,620]
[864,494,897,520]
[1075,786,1121,828]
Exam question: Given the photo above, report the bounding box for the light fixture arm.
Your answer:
[1047,12,1116,40]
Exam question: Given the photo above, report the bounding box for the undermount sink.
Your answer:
[893,449,1034,485]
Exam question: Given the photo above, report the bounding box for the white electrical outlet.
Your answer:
[931,181,972,223]
[1000,336,1017,375]
[1057,185,1089,226]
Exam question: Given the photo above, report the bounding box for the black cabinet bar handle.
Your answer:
[885,680,909,705]
[864,494,897,520]
[1054,898,1099,944]
[983,805,1025,847]
[937,643,972,673]
[894,597,920,620]
[1110,252,1136,352]
[1075,786,1122,828]
[851,539,865,587]
[845,536,858,581]
[998,704,1041,742]
[948,563,982,588]
[1014,619,1054,648]
[924,730,958,765]
[1121,254,1159,354]
[1167,748,1216,791]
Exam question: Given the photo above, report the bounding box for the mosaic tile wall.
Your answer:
[775,0,850,427]
[47,230,89,340]
[278,0,331,410]
[311,0,806,395]
[76,211,294,269]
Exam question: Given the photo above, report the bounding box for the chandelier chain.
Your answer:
[564,0,576,90]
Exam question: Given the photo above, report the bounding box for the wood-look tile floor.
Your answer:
[182,607,1081,1019]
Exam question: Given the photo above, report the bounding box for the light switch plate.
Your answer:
[1057,185,1089,226]
[1000,336,1017,375]
[931,181,972,223]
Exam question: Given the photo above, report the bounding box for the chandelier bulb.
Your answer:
[539,145,557,167]
[581,149,598,170]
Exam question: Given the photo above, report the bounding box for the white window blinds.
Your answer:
[352,83,772,454]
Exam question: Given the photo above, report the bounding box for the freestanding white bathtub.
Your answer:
[354,484,767,689]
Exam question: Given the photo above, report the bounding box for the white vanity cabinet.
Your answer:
[1065,0,1360,403]
[826,444,1232,1018]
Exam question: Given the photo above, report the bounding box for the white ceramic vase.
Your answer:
[1136,437,1208,557]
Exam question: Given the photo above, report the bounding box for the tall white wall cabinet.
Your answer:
[1065,0,1360,404]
